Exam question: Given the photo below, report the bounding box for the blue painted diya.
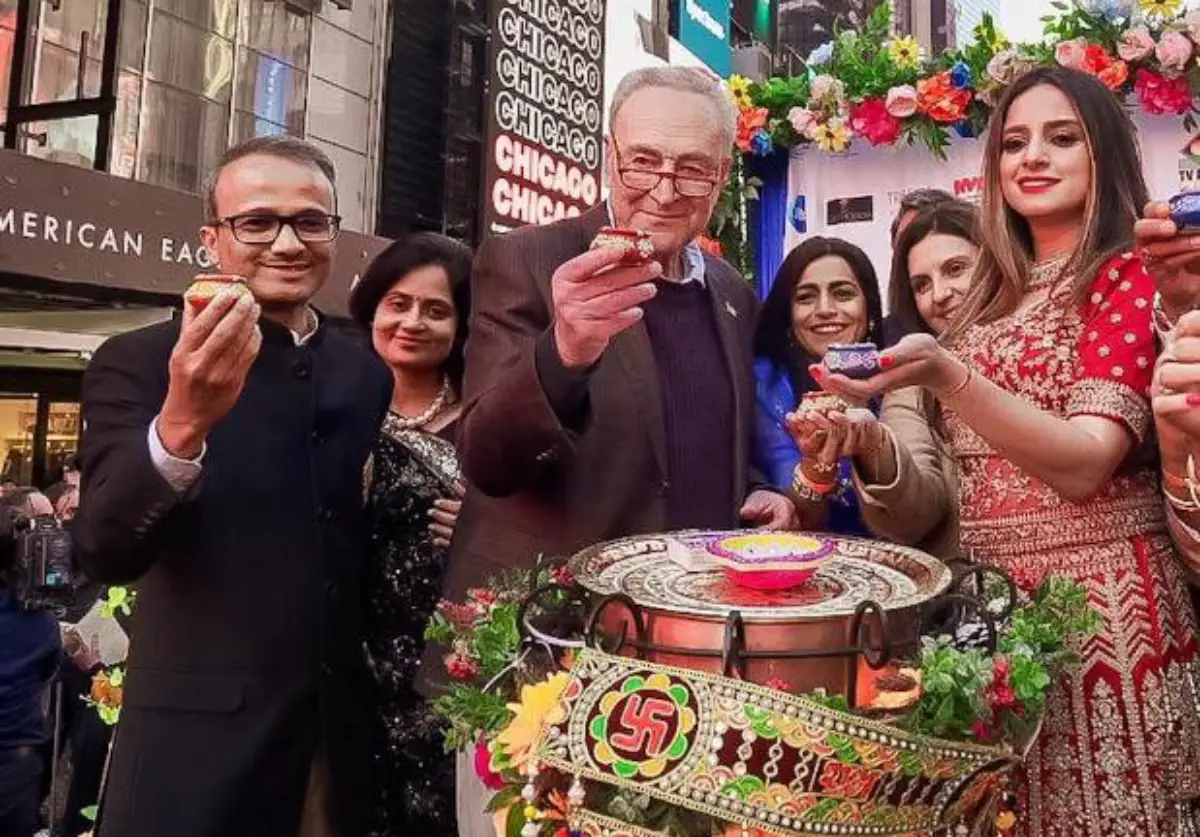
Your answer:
[824,342,881,379]
[1170,191,1200,233]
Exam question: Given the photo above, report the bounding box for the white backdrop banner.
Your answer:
[783,114,1198,305]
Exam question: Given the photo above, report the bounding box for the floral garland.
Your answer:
[730,0,1200,160]
[425,568,1099,837]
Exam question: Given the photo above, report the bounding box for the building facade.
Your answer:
[954,0,1000,47]
[375,0,728,244]
[0,0,391,487]
[777,0,881,63]
[893,0,952,54]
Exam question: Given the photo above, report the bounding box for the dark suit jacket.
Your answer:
[445,205,761,599]
[73,317,391,837]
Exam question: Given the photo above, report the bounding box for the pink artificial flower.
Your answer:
[885,84,919,118]
[1135,68,1193,115]
[787,106,820,139]
[437,599,478,630]
[1117,25,1156,62]
[986,49,1020,84]
[1054,37,1088,71]
[849,97,903,146]
[466,587,499,608]
[445,652,480,681]
[764,677,792,692]
[550,565,576,588]
[1156,30,1193,77]
[809,74,845,106]
[474,738,506,791]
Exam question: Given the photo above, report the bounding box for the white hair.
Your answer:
[609,66,738,151]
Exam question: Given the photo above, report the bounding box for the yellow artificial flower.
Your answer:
[496,672,570,770]
[813,118,851,152]
[887,35,922,69]
[727,74,754,109]
[1139,0,1183,17]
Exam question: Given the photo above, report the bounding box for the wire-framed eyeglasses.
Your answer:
[610,136,720,199]
[216,213,342,244]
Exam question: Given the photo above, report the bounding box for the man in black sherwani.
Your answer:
[73,135,392,837]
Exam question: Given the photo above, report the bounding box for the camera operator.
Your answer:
[0,503,62,837]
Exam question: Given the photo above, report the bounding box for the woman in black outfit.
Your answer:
[349,233,473,837]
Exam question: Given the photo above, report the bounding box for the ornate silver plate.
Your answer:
[568,530,951,622]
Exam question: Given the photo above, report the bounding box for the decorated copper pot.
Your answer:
[568,531,951,707]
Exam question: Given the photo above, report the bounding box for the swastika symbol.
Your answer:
[609,693,675,757]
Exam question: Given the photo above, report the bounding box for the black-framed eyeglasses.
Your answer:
[610,136,720,199]
[216,213,342,244]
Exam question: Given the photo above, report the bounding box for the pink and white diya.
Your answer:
[706,532,835,590]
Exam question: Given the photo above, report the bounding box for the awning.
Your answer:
[0,307,174,367]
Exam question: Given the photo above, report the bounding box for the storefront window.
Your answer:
[0,397,37,488]
[147,11,233,102]
[138,79,229,192]
[240,0,309,70]
[1,0,17,124]
[155,0,236,39]
[43,402,80,485]
[235,48,306,136]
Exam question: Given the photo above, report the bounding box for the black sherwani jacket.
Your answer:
[73,317,391,837]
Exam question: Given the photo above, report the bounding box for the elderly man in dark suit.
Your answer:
[446,66,797,602]
[73,136,391,837]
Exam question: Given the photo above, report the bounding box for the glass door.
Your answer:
[0,394,38,487]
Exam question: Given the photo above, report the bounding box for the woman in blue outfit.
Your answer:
[752,236,885,536]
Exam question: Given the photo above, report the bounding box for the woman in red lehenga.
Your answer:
[817,66,1200,836]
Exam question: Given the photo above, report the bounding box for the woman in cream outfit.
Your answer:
[817,199,980,560]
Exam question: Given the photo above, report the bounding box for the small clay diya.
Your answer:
[824,342,882,379]
[1169,191,1200,234]
[590,226,655,264]
[707,532,835,591]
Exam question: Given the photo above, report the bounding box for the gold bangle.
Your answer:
[941,366,973,399]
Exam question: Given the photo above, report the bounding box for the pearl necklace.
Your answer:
[1027,255,1070,291]
[389,378,451,430]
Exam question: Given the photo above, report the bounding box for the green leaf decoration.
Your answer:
[622,676,646,694]
[827,734,860,764]
[666,734,688,760]
[719,775,766,800]
[614,760,639,779]
[81,805,99,822]
[899,750,922,777]
[590,714,608,742]
[485,784,520,814]
[668,685,689,706]
[808,797,840,821]
[108,667,125,688]
[505,801,524,837]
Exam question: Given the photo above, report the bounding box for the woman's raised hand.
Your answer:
[811,334,968,402]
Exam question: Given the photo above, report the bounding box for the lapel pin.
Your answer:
[725,302,738,318]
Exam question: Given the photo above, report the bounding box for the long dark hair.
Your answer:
[348,232,474,392]
[944,66,1148,345]
[755,236,884,395]
[889,199,980,337]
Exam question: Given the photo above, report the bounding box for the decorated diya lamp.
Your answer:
[569,531,950,706]
[1169,191,1200,233]
[590,226,655,264]
[184,274,252,314]
[824,342,882,379]
[706,532,834,591]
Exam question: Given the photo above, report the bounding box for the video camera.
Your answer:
[0,509,76,618]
